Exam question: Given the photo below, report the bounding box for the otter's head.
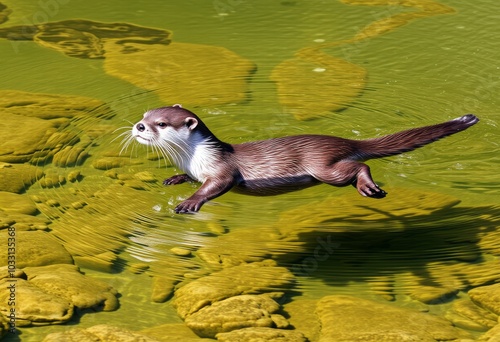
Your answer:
[132,104,204,147]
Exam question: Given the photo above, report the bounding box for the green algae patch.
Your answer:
[0,231,73,268]
[42,324,162,342]
[316,295,472,341]
[25,264,119,311]
[173,260,295,319]
[104,41,256,107]
[0,90,113,120]
[270,51,367,121]
[0,19,171,59]
[277,188,461,235]
[0,278,74,326]
[0,163,44,194]
[271,0,455,120]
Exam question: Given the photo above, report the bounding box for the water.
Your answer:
[0,0,499,340]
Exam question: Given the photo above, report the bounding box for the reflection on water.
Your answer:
[0,0,499,340]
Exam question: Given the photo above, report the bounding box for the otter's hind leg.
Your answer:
[314,161,387,198]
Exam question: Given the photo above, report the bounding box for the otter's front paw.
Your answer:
[174,199,205,214]
[163,174,192,185]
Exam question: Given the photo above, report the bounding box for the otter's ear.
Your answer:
[184,117,198,130]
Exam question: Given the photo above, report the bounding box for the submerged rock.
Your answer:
[469,283,500,316]
[271,51,366,120]
[0,231,73,268]
[315,295,472,341]
[0,163,43,193]
[140,323,213,342]
[173,261,295,318]
[42,324,162,342]
[24,264,119,311]
[185,294,284,338]
[446,298,497,332]
[216,327,307,342]
[0,90,113,164]
[0,113,59,164]
[0,192,39,216]
[0,19,171,59]
[0,278,74,326]
[0,90,113,120]
[478,324,500,342]
[104,41,256,107]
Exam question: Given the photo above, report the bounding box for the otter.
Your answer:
[130,105,478,213]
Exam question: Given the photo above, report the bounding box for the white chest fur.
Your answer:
[167,131,220,183]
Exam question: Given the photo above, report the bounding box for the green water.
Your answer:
[1,0,499,340]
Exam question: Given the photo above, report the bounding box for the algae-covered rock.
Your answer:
[0,163,43,193]
[0,90,113,119]
[42,324,162,342]
[52,146,89,167]
[284,299,320,342]
[0,231,73,268]
[0,192,39,215]
[151,276,177,303]
[173,261,295,318]
[196,226,295,267]
[270,0,455,120]
[185,294,283,338]
[73,251,118,273]
[278,188,461,236]
[104,41,255,107]
[0,278,73,326]
[478,324,500,342]
[0,19,171,59]
[92,156,135,170]
[271,51,366,120]
[315,295,472,341]
[0,113,59,164]
[141,323,213,342]
[409,285,458,304]
[216,327,307,342]
[446,298,497,332]
[24,264,119,311]
[469,283,500,316]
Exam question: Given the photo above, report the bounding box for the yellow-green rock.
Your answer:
[24,264,119,311]
[0,90,113,119]
[316,295,472,341]
[216,327,307,342]
[0,19,171,60]
[469,283,500,316]
[104,41,255,107]
[173,261,295,319]
[0,278,74,326]
[446,299,497,332]
[141,323,213,342]
[0,163,43,193]
[185,294,283,338]
[42,324,162,342]
[0,231,73,268]
[270,51,366,120]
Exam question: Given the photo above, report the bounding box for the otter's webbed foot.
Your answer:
[359,182,387,198]
[353,174,387,199]
[163,174,193,186]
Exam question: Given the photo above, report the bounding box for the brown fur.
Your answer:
[132,106,478,213]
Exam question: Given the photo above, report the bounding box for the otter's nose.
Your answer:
[136,123,146,132]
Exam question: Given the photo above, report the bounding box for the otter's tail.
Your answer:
[357,114,479,160]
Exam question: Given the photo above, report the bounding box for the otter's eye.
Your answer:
[157,122,168,128]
